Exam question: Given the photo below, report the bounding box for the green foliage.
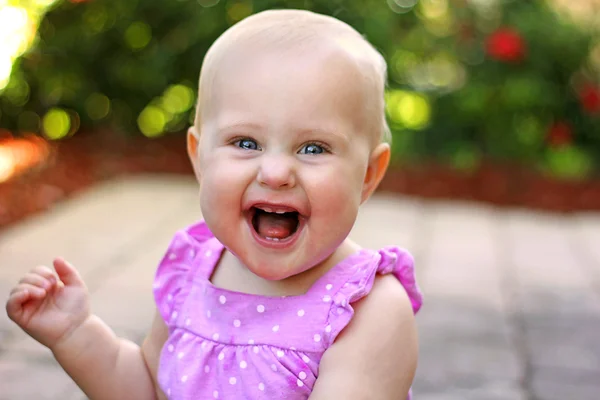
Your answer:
[1,0,599,179]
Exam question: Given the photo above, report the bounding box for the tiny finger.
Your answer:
[7,288,30,302]
[16,283,46,299]
[9,285,22,296]
[6,290,30,317]
[19,272,53,290]
[31,265,58,282]
[53,258,83,287]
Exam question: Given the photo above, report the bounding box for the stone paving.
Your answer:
[0,175,599,400]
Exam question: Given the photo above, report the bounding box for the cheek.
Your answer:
[307,162,364,216]
[199,156,251,214]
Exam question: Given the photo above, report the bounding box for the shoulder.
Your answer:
[153,220,219,324]
[348,273,418,357]
[311,274,418,399]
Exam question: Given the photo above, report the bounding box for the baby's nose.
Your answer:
[256,154,296,189]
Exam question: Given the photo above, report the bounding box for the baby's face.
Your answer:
[194,44,378,280]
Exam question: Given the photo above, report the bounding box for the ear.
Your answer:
[187,126,202,181]
[361,142,391,203]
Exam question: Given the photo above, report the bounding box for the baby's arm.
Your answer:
[5,259,160,400]
[309,274,418,400]
[141,310,170,400]
[51,315,157,399]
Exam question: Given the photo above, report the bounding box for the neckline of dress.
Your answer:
[199,236,375,301]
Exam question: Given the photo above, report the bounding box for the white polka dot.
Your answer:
[323,295,331,302]
[277,350,284,358]
[205,250,212,257]
[297,309,305,317]
[213,390,219,398]
[182,333,189,340]
[297,379,304,387]
[337,307,344,315]
[271,364,277,371]
[326,283,333,290]
[343,283,349,288]
[177,352,185,359]
[181,375,188,383]
[253,346,259,353]
[299,371,307,379]
[219,295,227,304]
[153,282,161,289]
[325,325,332,333]
[233,319,241,328]
[257,304,265,313]
[189,249,195,258]
[229,377,237,385]
[259,382,265,391]
[167,294,173,302]
[168,344,174,352]
[171,311,178,319]
[212,333,220,340]
[218,352,225,361]
[207,310,212,318]
[248,339,255,344]
[341,299,347,307]
[302,355,310,363]
[290,347,296,350]
[204,365,210,373]
[167,388,171,396]
[201,342,208,349]
[168,253,176,260]
[240,360,247,368]
[272,325,279,332]
[185,318,191,326]
[314,334,321,342]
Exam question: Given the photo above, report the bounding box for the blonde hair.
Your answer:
[196,9,391,144]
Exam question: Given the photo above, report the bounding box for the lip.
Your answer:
[244,199,309,217]
[244,204,307,250]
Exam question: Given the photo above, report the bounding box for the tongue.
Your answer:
[256,212,296,239]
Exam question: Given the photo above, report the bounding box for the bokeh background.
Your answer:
[1,1,600,399]
[0,0,600,226]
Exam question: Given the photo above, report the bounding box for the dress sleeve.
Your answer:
[152,221,214,325]
[377,246,423,314]
[324,246,423,346]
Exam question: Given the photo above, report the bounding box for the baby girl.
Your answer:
[6,9,423,399]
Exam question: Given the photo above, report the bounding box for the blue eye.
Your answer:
[236,139,259,150]
[299,143,325,155]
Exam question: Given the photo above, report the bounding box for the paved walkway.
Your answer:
[0,175,599,400]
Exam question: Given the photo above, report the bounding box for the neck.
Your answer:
[211,239,361,297]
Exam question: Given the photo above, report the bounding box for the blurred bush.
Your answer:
[0,0,599,179]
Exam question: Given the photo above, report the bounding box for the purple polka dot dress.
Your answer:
[153,221,423,399]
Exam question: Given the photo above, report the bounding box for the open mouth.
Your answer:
[250,205,301,242]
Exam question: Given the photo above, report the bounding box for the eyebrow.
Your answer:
[217,122,264,134]
[295,127,350,143]
[215,122,351,143]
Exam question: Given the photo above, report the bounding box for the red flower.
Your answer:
[579,84,600,114]
[547,121,572,148]
[486,28,526,63]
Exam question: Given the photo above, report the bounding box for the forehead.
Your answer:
[202,42,375,138]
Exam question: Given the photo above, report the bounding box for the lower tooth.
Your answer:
[266,237,280,242]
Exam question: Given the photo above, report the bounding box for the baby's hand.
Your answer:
[5,258,91,349]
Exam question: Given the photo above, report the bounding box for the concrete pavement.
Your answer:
[1,175,599,399]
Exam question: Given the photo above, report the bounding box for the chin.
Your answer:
[247,264,295,281]
[242,247,309,281]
